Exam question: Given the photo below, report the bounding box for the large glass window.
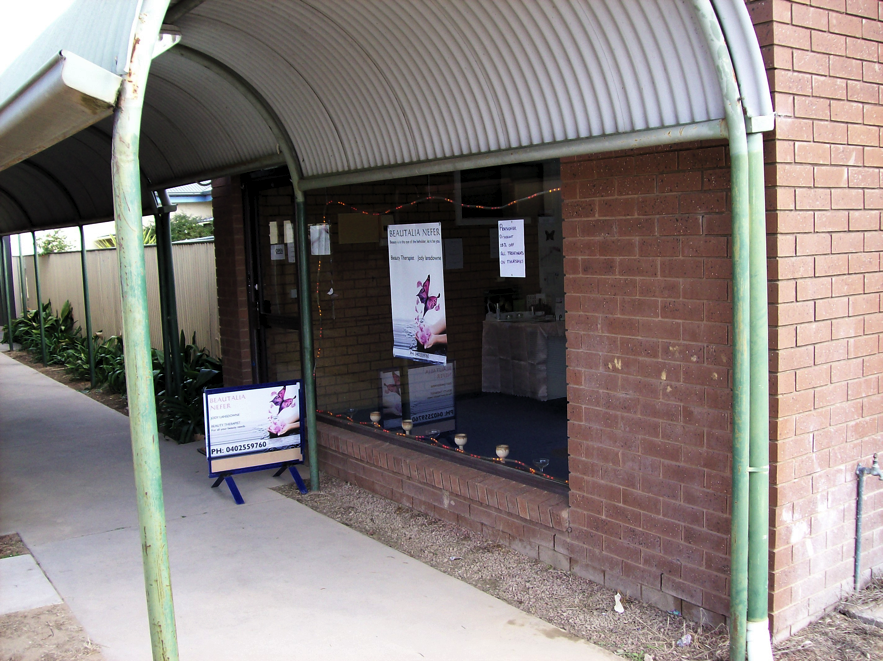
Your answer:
[252,162,568,483]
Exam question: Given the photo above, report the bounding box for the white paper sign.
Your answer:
[283,220,294,244]
[408,364,455,425]
[270,244,285,261]
[499,219,526,277]
[269,221,279,245]
[310,224,331,255]
[388,223,447,365]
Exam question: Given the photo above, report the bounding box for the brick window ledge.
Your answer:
[316,420,573,568]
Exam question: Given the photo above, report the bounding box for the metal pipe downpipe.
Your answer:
[746,132,773,661]
[855,454,883,590]
[688,2,772,659]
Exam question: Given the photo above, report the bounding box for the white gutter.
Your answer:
[0,50,121,172]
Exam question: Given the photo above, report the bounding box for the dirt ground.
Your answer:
[5,350,883,659]
[278,474,883,661]
[0,535,105,661]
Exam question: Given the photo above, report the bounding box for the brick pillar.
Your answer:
[756,0,883,639]
[561,146,734,625]
[212,176,253,386]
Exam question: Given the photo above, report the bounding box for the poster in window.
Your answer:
[388,223,447,365]
[310,224,330,255]
[498,219,526,278]
[407,364,455,426]
[380,369,402,429]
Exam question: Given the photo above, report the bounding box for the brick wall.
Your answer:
[212,175,253,386]
[318,422,572,566]
[561,145,735,625]
[756,0,883,639]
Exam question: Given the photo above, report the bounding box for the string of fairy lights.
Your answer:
[318,408,562,482]
[310,186,565,483]
[320,187,560,220]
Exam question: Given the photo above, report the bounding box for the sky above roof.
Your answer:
[0,1,74,76]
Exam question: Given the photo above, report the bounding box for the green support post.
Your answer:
[31,232,47,364]
[688,2,751,658]
[79,226,96,388]
[153,205,175,398]
[172,46,320,492]
[17,235,26,317]
[110,1,178,659]
[1,238,14,348]
[747,131,772,655]
[156,190,182,399]
[295,198,320,491]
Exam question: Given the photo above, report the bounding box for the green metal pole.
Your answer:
[79,226,96,389]
[172,46,319,491]
[111,1,178,659]
[153,205,175,397]
[31,232,47,364]
[747,131,772,656]
[17,235,26,317]
[1,238,14,348]
[689,2,750,659]
[157,190,182,399]
[295,197,320,491]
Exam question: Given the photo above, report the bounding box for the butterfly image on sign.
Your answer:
[417,275,440,316]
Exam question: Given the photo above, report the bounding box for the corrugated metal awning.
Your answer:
[0,0,772,234]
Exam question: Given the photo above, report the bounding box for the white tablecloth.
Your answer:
[481,319,566,401]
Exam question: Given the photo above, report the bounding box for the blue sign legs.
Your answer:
[274,463,309,494]
[211,474,245,505]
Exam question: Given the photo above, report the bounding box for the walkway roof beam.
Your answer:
[298,119,728,191]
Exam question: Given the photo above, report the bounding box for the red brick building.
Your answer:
[206,1,883,641]
[2,0,881,651]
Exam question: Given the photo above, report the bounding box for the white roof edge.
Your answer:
[712,0,774,120]
[57,50,123,106]
[0,51,121,173]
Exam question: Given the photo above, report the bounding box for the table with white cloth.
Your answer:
[481,319,566,401]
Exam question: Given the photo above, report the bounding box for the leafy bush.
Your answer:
[38,230,74,254]
[93,225,157,248]
[155,331,223,443]
[170,213,213,241]
[4,300,84,364]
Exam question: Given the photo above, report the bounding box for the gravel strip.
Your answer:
[275,473,730,661]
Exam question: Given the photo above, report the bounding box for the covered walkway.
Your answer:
[0,352,617,661]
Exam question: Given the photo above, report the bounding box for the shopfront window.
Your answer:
[252,162,568,483]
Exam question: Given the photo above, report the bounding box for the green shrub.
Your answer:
[155,331,223,443]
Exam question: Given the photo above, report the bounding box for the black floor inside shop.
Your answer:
[450,393,569,481]
[342,393,569,482]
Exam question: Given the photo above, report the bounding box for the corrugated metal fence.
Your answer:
[11,241,220,357]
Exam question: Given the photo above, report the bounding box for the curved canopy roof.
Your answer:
[0,0,772,234]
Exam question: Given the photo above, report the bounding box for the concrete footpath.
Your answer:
[0,353,620,661]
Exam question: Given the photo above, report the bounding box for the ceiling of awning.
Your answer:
[0,0,772,235]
